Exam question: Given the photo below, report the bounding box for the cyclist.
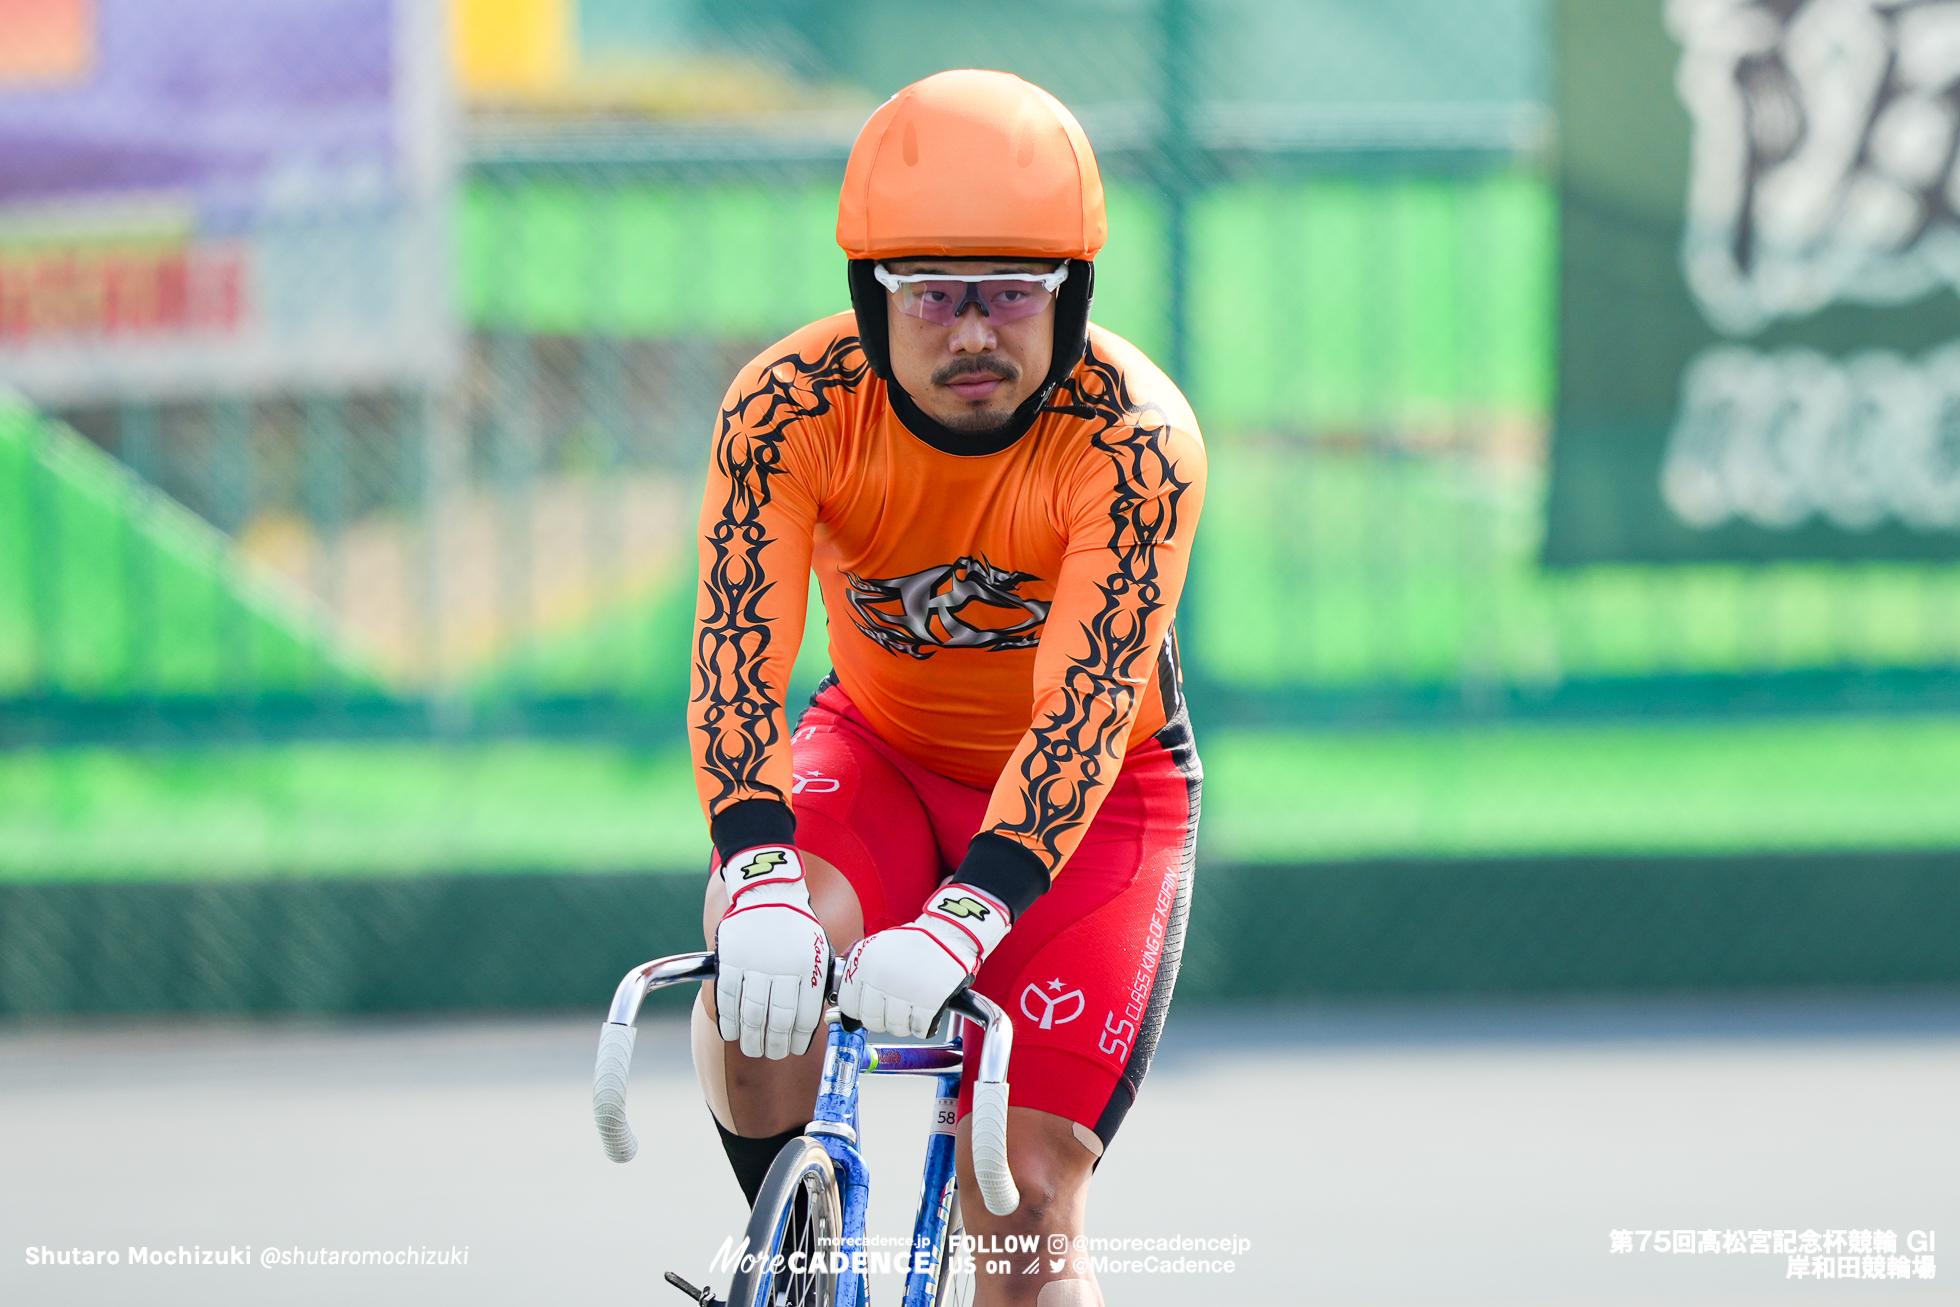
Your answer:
[690,69,1205,1307]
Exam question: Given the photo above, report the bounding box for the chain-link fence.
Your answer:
[7,847,1959,1014]
[4,1,1960,1012]
[7,0,1956,748]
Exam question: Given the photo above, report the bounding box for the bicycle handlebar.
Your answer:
[593,952,716,1163]
[591,950,1020,1214]
[943,986,1019,1216]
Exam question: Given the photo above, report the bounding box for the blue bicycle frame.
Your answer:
[809,1018,967,1307]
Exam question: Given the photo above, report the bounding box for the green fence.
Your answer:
[14,164,1960,738]
[9,0,1959,740]
[0,398,351,699]
[4,0,1959,1012]
[7,848,1959,1016]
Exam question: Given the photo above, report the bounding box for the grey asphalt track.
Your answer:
[2,993,1954,1306]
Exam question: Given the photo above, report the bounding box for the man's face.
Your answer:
[883,259,1057,433]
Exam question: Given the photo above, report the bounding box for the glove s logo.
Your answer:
[740,849,789,880]
[934,895,992,921]
[1019,978,1085,1030]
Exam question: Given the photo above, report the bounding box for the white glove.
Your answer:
[714,846,832,1060]
[839,885,1013,1038]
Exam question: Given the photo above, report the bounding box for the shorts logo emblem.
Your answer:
[935,895,992,921]
[792,770,841,794]
[740,849,788,880]
[1020,978,1085,1030]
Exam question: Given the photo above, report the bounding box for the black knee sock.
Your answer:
[715,1118,809,1208]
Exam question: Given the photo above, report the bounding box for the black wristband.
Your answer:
[951,833,1051,920]
[711,798,797,865]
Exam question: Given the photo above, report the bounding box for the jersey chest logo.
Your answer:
[844,556,1050,659]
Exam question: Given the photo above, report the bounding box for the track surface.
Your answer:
[2,994,1954,1305]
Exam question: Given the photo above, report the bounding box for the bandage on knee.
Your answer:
[1036,1276,1100,1306]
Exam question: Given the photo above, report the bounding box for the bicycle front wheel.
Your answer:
[725,1135,843,1307]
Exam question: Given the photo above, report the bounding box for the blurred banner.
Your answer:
[11,0,1960,740]
[0,0,456,405]
[1547,0,1960,563]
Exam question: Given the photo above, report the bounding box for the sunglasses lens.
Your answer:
[894,281,966,325]
[893,279,1054,325]
[980,281,1053,323]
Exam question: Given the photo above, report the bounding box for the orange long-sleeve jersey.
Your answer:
[691,314,1205,900]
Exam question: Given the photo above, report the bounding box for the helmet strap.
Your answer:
[847,259,1095,455]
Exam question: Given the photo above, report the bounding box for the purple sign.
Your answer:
[0,0,454,403]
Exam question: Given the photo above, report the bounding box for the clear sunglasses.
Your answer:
[873,263,1069,325]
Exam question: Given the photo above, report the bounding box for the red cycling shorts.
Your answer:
[783,680,1199,1148]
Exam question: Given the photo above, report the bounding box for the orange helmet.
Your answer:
[837,70,1107,261]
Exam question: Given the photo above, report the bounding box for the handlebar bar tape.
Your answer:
[969,1079,1021,1216]
[593,1023,639,1162]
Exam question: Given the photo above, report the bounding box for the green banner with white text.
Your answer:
[1546,0,1960,563]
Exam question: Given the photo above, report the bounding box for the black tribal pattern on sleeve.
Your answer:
[693,336,867,815]
[987,344,1195,867]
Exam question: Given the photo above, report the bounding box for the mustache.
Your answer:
[931,357,1020,388]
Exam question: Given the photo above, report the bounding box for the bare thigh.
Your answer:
[695,852,865,1137]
